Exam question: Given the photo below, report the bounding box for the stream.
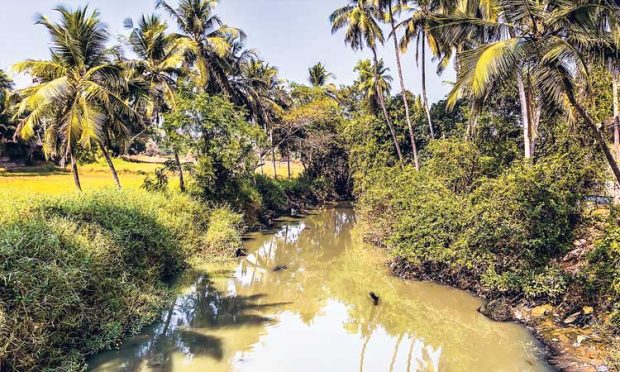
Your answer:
[88,204,551,371]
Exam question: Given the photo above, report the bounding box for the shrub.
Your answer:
[588,222,620,330]
[357,165,465,261]
[205,207,244,255]
[0,189,241,371]
[355,143,592,302]
[423,139,494,194]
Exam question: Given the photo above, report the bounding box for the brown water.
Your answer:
[88,205,551,372]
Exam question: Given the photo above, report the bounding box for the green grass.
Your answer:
[0,159,161,195]
[257,160,304,179]
[0,158,304,195]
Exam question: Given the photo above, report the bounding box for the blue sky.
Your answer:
[0,0,454,102]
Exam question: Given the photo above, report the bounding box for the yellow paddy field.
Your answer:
[0,158,304,195]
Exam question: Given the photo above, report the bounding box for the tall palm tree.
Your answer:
[308,62,336,87]
[377,0,422,169]
[124,14,189,191]
[13,6,136,191]
[431,0,620,183]
[230,57,288,177]
[156,0,244,94]
[396,0,454,140]
[330,0,405,163]
[355,59,393,113]
[430,0,540,158]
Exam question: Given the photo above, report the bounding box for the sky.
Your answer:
[0,0,455,103]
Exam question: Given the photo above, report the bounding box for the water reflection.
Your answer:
[88,205,550,371]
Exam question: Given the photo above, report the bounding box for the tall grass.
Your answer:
[0,189,242,370]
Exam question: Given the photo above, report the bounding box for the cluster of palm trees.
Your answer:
[9,1,288,191]
[330,0,620,184]
[6,0,620,190]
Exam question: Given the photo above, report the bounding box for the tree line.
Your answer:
[0,0,619,193]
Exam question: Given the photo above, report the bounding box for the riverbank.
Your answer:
[0,164,334,370]
[0,190,243,370]
[352,146,620,371]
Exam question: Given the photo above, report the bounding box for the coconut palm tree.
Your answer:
[395,0,455,140]
[13,6,136,191]
[330,0,405,163]
[124,14,189,191]
[156,0,245,95]
[428,0,541,158]
[230,57,288,177]
[308,62,336,87]
[355,59,393,113]
[431,0,620,183]
[377,0,422,169]
[0,70,15,142]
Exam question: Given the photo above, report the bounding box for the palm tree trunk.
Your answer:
[516,70,532,160]
[613,74,619,160]
[371,46,404,164]
[174,150,186,192]
[569,95,620,185]
[420,30,434,139]
[70,152,82,192]
[389,8,419,170]
[99,142,121,189]
[270,128,277,179]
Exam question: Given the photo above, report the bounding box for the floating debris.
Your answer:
[369,292,379,305]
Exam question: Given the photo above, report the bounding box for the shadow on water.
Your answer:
[88,271,290,371]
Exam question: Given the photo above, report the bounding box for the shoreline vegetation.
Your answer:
[354,143,620,370]
[2,0,620,370]
[0,178,329,370]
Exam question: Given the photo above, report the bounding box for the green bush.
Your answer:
[356,140,592,301]
[205,207,244,256]
[357,165,465,261]
[423,139,494,194]
[0,189,241,371]
[588,222,620,329]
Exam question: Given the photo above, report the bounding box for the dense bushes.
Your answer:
[357,139,593,302]
[588,221,620,330]
[242,174,336,224]
[0,190,242,370]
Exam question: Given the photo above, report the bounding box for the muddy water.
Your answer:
[88,205,550,372]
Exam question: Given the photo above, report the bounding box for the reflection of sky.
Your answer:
[275,222,306,244]
[229,300,442,372]
[237,221,307,286]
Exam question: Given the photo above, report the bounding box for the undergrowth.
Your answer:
[0,189,242,371]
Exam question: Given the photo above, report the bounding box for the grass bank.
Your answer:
[0,189,242,370]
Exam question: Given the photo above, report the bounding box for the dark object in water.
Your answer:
[369,292,379,305]
[234,248,248,257]
[273,265,288,272]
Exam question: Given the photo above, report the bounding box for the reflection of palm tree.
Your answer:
[406,338,415,372]
[358,302,381,372]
